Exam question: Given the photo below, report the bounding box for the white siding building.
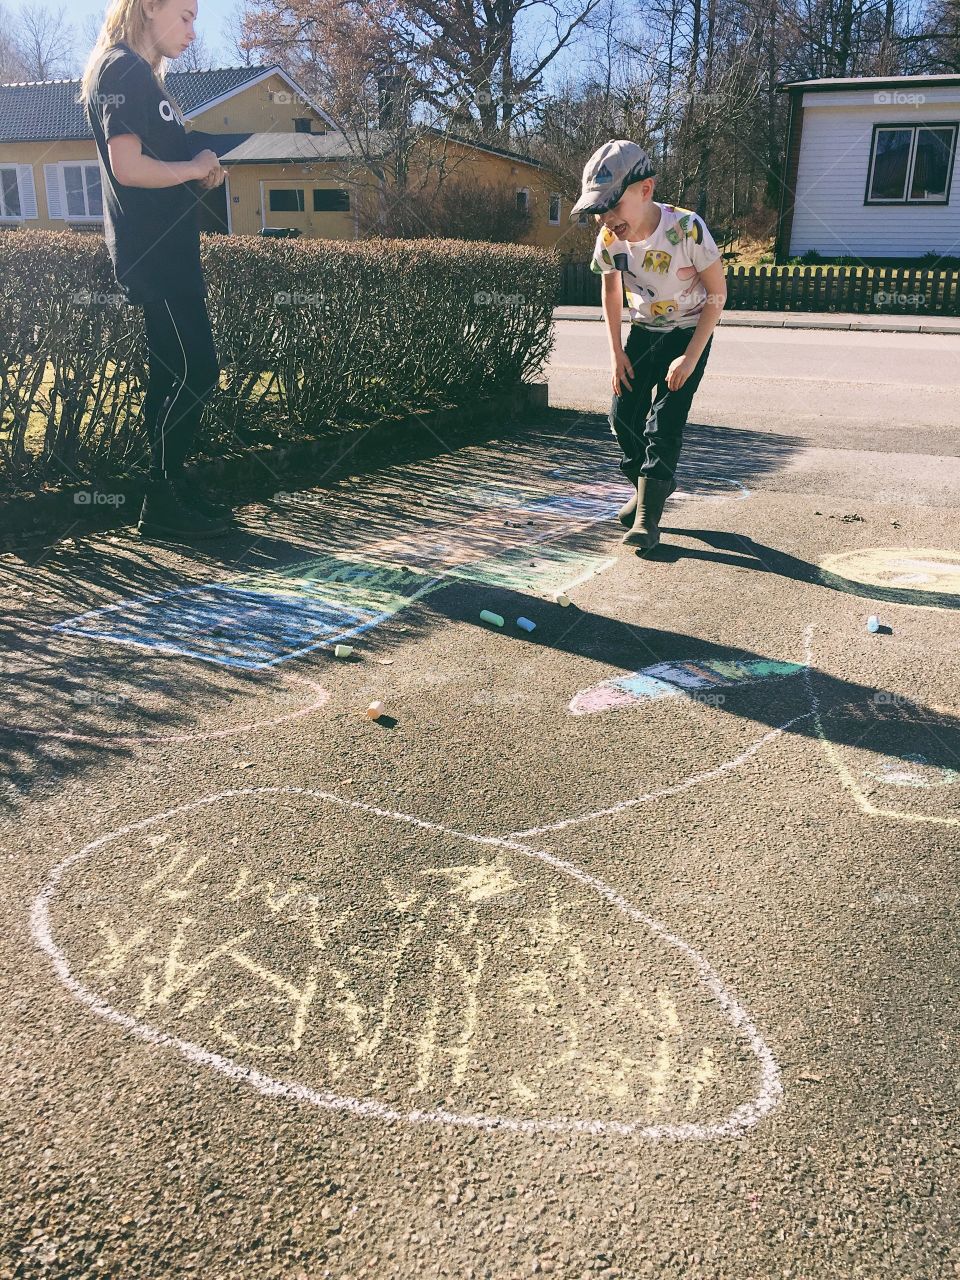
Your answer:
[775,75,960,262]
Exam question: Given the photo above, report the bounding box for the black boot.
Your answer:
[137,478,229,540]
[170,473,234,522]
[619,475,677,527]
[622,477,673,551]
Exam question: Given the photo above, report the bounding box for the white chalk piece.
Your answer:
[480,610,505,627]
[516,617,536,632]
[334,644,354,658]
[554,592,572,607]
[365,700,386,720]
[866,616,880,634]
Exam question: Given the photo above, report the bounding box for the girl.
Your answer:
[81,0,230,539]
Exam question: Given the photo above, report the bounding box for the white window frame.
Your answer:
[548,192,561,225]
[62,162,104,220]
[44,161,103,222]
[865,122,958,206]
[0,164,38,221]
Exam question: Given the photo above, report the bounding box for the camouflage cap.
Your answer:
[570,139,656,219]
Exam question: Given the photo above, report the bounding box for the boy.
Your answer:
[571,140,727,551]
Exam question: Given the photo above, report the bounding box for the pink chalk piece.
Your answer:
[366,700,386,720]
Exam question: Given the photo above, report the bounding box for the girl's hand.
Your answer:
[666,353,696,391]
[611,348,634,396]
[191,149,220,182]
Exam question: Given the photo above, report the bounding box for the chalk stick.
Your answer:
[516,617,536,632]
[480,610,504,627]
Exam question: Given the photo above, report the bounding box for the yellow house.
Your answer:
[0,64,579,251]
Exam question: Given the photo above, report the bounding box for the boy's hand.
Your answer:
[611,349,634,396]
[666,353,697,391]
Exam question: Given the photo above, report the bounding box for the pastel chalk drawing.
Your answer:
[52,480,625,668]
[32,787,782,1141]
[569,658,805,716]
[53,560,444,670]
[818,547,960,611]
[803,625,960,829]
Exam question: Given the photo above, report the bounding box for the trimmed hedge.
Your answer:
[0,231,557,490]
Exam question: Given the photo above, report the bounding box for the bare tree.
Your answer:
[0,5,29,79]
[12,2,74,79]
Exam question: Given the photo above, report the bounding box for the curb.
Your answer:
[0,382,549,543]
[553,307,960,334]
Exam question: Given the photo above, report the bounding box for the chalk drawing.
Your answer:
[803,625,960,829]
[53,560,443,669]
[569,657,805,716]
[53,475,629,667]
[818,548,960,611]
[0,665,329,745]
[32,786,782,1141]
[669,477,752,504]
[865,754,958,789]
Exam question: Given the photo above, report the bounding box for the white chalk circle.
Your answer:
[0,644,329,745]
[32,787,782,1141]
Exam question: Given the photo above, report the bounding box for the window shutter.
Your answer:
[44,163,64,219]
[17,165,38,219]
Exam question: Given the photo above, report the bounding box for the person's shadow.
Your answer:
[427,570,960,776]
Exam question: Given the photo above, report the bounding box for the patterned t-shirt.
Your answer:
[590,203,721,330]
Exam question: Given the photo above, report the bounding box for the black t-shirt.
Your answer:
[87,44,205,304]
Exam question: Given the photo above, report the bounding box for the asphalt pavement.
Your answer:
[1,320,959,1279]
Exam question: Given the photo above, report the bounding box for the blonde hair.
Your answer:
[79,0,181,113]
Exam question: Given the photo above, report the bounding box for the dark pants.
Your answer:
[142,295,219,478]
[609,325,713,484]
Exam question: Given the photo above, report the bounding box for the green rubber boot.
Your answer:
[619,476,676,528]
[622,477,674,551]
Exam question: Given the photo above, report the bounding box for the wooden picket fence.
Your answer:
[558,262,960,316]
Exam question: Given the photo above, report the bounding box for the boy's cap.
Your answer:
[570,140,656,219]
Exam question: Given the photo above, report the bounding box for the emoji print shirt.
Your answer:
[590,203,721,330]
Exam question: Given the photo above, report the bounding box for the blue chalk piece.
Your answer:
[866,615,880,633]
[516,617,536,632]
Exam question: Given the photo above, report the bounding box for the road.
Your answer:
[1,320,959,1279]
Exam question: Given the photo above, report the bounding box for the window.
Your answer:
[313,188,350,212]
[867,123,957,204]
[516,187,529,214]
[269,188,305,212]
[578,211,590,226]
[548,193,561,224]
[63,164,103,219]
[294,118,312,133]
[0,167,21,218]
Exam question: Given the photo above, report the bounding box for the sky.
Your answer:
[70,0,240,70]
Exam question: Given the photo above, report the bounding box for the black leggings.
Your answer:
[142,294,219,478]
[609,324,712,483]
